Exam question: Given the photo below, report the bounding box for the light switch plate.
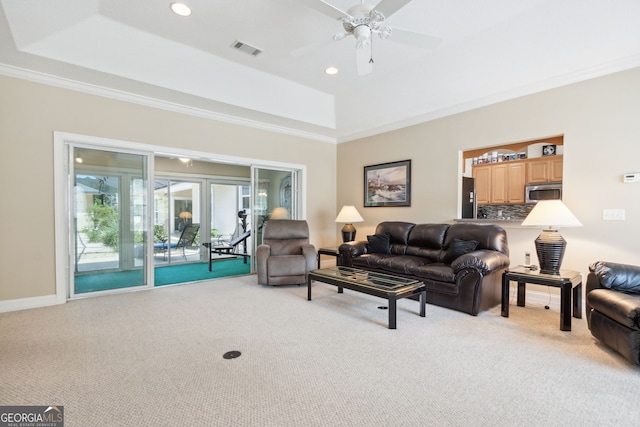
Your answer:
[623,173,640,183]
[602,209,625,221]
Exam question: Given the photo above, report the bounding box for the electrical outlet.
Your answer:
[602,209,625,221]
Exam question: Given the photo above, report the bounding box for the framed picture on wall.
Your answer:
[279,175,292,212]
[364,160,411,207]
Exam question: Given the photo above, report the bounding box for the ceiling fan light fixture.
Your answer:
[353,25,371,42]
[356,39,370,49]
[170,2,192,17]
[378,26,392,40]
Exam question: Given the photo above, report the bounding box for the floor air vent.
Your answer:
[231,40,262,56]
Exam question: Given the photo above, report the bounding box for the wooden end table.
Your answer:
[317,246,342,268]
[501,265,582,331]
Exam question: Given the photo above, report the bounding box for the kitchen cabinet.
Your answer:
[473,162,525,205]
[506,162,527,203]
[527,156,563,183]
[491,162,526,204]
[473,165,491,205]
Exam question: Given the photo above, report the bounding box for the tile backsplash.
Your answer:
[477,204,534,220]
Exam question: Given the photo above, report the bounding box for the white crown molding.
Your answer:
[3,53,640,146]
[0,63,338,144]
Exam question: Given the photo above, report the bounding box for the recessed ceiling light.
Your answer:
[170,2,191,17]
[325,66,339,75]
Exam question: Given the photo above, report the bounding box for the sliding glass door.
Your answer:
[251,167,301,270]
[210,182,251,251]
[72,147,149,295]
[153,179,202,265]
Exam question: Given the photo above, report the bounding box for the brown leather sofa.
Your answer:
[586,261,640,365]
[339,221,510,315]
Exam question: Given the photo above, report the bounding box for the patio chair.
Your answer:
[155,223,200,260]
[203,230,251,271]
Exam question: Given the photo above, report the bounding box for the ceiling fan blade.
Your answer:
[356,45,373,76]
[388,28,442,50]
[298,0,350,20]
[373,0,412,18]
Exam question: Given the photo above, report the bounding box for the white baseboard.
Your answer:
[0,285,565,314]
[0,295,63,314]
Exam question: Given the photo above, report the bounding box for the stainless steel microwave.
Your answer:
[525,182,562,203]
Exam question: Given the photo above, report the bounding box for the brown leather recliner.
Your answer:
[586,261,640,365]
[256,220,317,286]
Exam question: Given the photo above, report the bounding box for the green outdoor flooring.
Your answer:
[74,258,251,294]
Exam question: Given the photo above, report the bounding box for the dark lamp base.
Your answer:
[534,229,566,275]
[341,223,357,243]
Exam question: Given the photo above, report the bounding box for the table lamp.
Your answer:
[520,200,582,275]
[270,207,290,220]
[335,205,364,242]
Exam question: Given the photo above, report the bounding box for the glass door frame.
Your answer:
[68,143,154,298]
[54,131,307,302]
[250,166,305,272]
[152,175,206,266]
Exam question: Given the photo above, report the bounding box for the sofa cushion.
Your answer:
[367,232,391,254]
[407,264,456,284]
[377,255,430,274]
[404,246,442,263]
[590,261,640,294]
[444,223,509,256]
[407,224,449,249]
[267,255,307,276]
[352,254,394,270]
[374,222,415,246]
[441,239,479,264]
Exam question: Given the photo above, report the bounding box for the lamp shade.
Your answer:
[335,205,364,223]
[521,200,582,275]
[335,205,364,243]
[521,200,582,228]
[270,207,290,220]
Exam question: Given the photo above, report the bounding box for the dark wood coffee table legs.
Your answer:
[308,273,426,329]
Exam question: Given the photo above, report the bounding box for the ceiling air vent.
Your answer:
[231,40,263,56]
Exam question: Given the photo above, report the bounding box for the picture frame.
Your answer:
[364,160,411,207]
[279,175,292,212]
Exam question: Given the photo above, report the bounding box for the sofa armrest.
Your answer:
[256,244,270,284]
[451,250,510,275]
[338,241,367,267]
[589,261,640,294]
[302,244,318,272]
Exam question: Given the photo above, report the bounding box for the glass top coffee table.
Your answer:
[307,266,426,329]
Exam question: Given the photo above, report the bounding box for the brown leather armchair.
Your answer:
[256,220,317,286]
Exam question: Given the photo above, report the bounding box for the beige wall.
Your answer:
[0,75,337,303]
[2,67,639,307]
[338,67,640,279]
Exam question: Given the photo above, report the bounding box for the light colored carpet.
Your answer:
[1,275,639,426]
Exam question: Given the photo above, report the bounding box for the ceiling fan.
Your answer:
[294,0,441,75]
